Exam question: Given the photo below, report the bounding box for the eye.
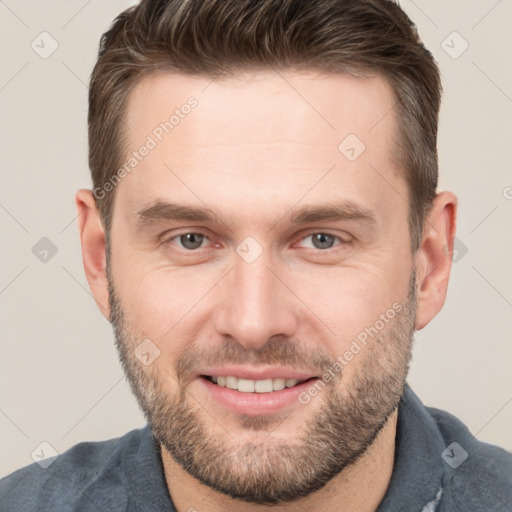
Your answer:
[297,232,346,250]
[168,232,210,250]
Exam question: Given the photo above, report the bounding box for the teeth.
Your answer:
[254,379,273,393]
[210,376,303,393]
[272,378,286,391]
[225,376,238,389]
[237,378,255,392]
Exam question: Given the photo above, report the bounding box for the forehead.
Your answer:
[124,68,397,146]
[117,69,404,225]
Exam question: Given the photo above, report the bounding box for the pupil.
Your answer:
[181,233,203,249]
[313,233,334,249]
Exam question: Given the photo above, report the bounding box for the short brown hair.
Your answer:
[89,0,441,251]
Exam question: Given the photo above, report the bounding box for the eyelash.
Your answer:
[162,230,350,253]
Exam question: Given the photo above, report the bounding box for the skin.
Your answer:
[76,69,457,512]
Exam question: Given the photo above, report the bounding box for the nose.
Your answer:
[212,251,299,351]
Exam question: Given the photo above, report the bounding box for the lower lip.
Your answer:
[198,376,318,415]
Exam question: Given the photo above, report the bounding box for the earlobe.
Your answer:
[75,189,110,320]
[414,191,457,330]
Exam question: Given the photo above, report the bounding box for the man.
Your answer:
[1,0,511,510]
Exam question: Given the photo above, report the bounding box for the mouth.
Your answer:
[201,375,316,393]
[195,366,321,415]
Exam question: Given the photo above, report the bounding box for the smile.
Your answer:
[203,375,311,393]
[199,373,320,415]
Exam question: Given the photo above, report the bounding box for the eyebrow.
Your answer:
[286,202,376,225]
[136,201,221,225]
[135,199,377,228]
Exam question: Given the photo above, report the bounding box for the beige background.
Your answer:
[1,0,511,477]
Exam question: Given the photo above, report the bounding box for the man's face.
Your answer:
[106,70,417,504]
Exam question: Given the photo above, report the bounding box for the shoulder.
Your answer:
[0,426,148,512]
[427,405,512,510]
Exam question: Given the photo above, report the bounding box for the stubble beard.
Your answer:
[107,255,417,505]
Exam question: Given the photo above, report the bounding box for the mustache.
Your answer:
[175,336,337,384]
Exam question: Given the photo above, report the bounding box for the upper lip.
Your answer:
[196,366,318,381]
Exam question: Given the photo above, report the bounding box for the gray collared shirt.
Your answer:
[1,384,511,511]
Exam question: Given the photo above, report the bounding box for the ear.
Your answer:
[414,191,457,330]
[75,189,110,320]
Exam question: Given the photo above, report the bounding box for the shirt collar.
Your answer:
[123,425,176,512]
[376,383,445,511]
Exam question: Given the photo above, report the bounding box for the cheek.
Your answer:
[294,263,410,341]
[310,274,412,386]
[112,255,217,342]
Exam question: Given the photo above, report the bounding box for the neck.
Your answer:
[161,410,397,512]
